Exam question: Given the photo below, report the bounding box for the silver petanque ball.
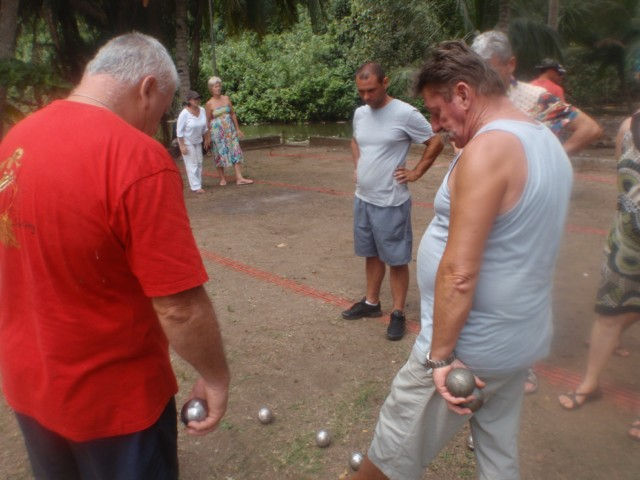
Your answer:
[180,398,208,425]
[462,387,485,412]
[349,451,364,471]
[258,406,274,424]
[445,368,476,398]
[315,429,331,448]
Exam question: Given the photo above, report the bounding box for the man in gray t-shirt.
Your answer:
[341,62,443,341]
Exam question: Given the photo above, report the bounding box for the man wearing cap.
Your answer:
[531,58,566,101]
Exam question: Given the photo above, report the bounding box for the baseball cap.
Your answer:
[535,58,566,75]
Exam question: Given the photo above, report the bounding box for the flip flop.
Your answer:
[628,419,640,442]
[558,388,603,410]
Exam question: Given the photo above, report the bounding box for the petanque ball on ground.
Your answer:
[445,368,476,398]
[349,451,364,471]
[257,406,274,424]
[315,429,331,448]
[180,398,208,425]
[462,387,485,412]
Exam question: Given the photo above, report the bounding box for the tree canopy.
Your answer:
[2,0,640,139]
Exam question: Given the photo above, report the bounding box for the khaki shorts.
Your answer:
[368,350,528,480]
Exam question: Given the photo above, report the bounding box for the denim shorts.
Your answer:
[353,197,412,266]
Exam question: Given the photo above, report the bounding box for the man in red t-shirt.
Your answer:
[531,58,567,101]
[0,33,229,479]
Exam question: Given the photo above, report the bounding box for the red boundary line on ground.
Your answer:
[574,173,615,185]
[203,170,606,236]
[265,151,618,186]
[199,248,638,412]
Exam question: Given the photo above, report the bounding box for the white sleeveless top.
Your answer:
[413,120,573,375]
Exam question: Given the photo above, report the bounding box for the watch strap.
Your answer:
[425,352,455,369]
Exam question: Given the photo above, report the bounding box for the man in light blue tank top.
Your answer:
[352,42,573,480]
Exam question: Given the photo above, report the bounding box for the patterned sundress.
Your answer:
[595,128,640,314]
[210,105,244,167]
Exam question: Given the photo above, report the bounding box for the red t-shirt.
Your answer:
[0,100,208,441]
[530,76,565,101]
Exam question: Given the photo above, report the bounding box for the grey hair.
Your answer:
[208,76,222,88]
[470,30,513,62]
[85,32,179,93]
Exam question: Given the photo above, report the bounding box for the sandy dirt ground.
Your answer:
[1,137,639,479]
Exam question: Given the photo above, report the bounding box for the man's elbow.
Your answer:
[576,113,603,144]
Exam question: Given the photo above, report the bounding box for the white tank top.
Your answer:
[413,120,573,375]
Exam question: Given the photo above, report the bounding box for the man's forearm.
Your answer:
[413,135,444,179]
[350,138,359,167]
[154,286,230,388]
[429,263,476,360]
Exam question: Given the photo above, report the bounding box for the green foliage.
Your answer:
[508,18,563,80]
[563,46,628,108]
[198,2,449,124]
[349,0,446,71]
[0,58,70,121]
[201,19,358,123]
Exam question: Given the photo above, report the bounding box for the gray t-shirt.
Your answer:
[353,99,434,207]
[413,119,573,376]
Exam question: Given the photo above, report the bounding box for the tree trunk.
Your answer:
[547,0,560,31]
[175,0,191,102]
[495,0,511,32]
[189,0,204,86]
[208,0,217,76]
[0,0,20,139]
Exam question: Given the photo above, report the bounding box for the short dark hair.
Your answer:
[414,41,506,99]
[355,62,385,83]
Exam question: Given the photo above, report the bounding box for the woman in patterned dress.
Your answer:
[558,112,640,441]
[205,76,253,186]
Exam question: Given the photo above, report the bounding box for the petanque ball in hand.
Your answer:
[445,368,476,398]
[180,398,208,425]
[461,387,485,412]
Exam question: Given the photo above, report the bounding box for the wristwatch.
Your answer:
[424,351,455,369]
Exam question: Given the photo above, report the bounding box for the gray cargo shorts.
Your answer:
[353,197,412,266]
[368,350,528,480]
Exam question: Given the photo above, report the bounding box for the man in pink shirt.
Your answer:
[531,58,566,101]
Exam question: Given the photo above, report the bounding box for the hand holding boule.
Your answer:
[432,359,486,415]
[445,368,476,398]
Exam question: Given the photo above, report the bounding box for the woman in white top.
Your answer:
[176,90,210,193]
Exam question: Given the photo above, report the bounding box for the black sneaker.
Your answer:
[386,310,406,341]
[341,297,382,320]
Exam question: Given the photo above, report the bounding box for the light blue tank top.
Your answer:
[413,120,573,376]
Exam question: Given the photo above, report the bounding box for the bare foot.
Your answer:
[194,188,205,194]
[219,179,227,186]
[584,340,630,357]
[236,178,254,185]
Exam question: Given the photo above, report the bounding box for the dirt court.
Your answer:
[1,138,639,479]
